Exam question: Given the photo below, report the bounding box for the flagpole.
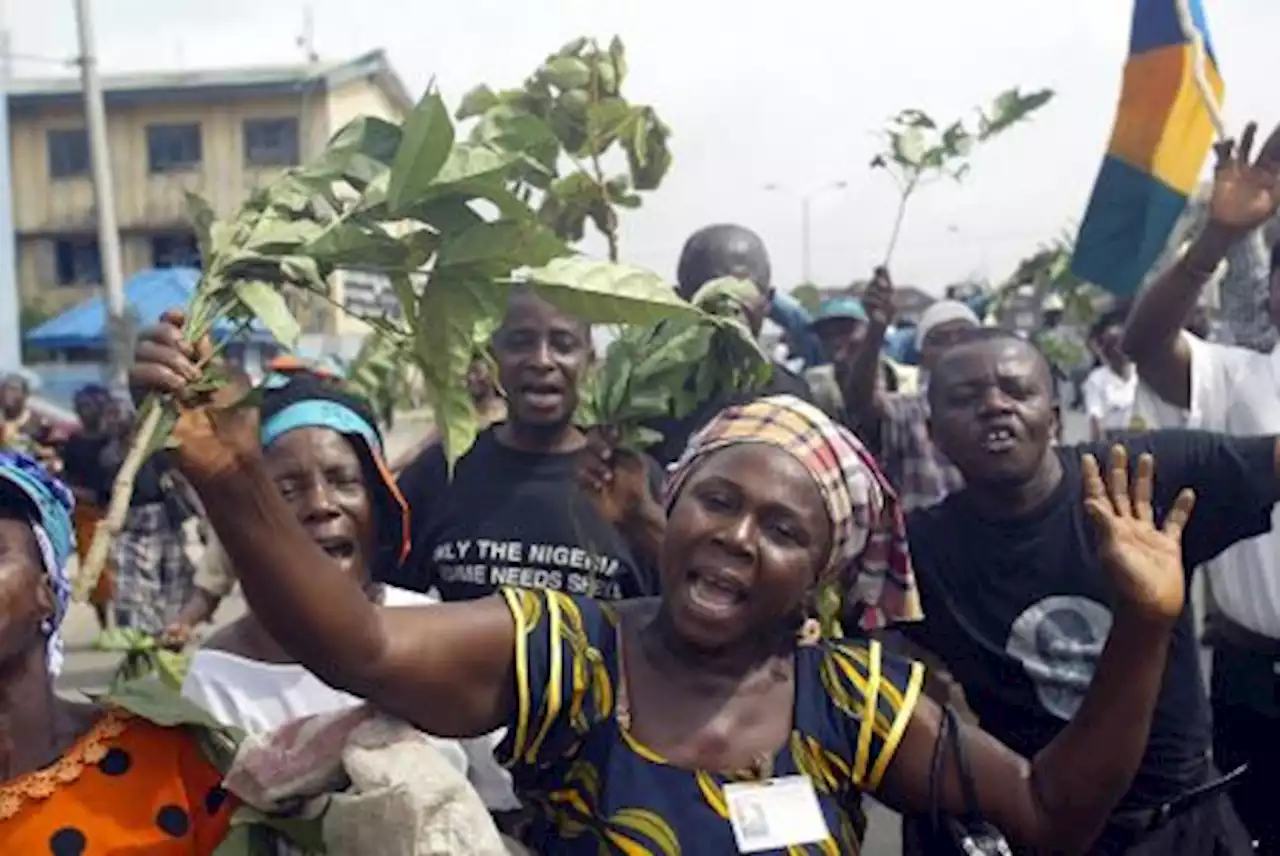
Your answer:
[1174,0,1226,140]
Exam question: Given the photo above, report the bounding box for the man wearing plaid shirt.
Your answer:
[840,269,976,511]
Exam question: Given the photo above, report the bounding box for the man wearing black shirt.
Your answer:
[645,223,815,466]
[395,288,660,602]
[903,327,1274,853]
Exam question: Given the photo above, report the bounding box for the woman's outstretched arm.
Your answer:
[191,455,516,739]
[132,312,516,739]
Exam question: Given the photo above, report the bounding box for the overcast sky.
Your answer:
[7,0,1278,294]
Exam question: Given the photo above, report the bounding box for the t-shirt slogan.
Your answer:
[433,538,626,599]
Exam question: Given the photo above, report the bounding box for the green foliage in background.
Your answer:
[456,36,673,259]
[871,86,1055,264]
[576,277,771,451]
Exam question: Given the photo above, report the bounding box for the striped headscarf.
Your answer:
[664,395,921,635]
[0,451,75,676]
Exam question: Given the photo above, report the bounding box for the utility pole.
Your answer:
[72,0,127,387]
[763,180,849,286]
[0,2,20,372]
[800,196,812,284]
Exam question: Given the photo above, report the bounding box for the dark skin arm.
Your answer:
[879,449,1192,853]
[132,313,516,740]
[192,461,517,738]
[1122,121,1280,408]
[838,267,894,430]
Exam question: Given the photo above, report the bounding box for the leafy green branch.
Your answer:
[576,277,771,452]
[76,78,692,600]
[456,36,673,259]
[870,86,1054,265]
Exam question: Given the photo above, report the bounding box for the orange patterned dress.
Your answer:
[0,710,234,854]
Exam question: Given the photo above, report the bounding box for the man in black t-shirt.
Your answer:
[645,224,816,466]
[395,288,660,602]
[902,327,1275,854]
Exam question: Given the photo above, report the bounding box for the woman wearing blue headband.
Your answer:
[175,372,516,811]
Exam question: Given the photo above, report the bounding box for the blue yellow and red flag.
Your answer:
[1071,0,1224,295]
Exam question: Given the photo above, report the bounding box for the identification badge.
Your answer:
[723,775,830,853]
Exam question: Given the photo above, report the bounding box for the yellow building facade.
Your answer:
[7,50,411,334]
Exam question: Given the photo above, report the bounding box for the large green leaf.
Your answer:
[436,219,568,271]
[184,192,217,261]
[413,277,505,470]
[316,115,402,189]
[428,143,521,192]
[623,107,672,191]
[234,281,301,347]
[244,214,326,254]
[415,197,486,236]
[523,257,697,326]
[608,36,628,88]
[543,56,592,90]
[387,91,455,213]
[891,128,927,167]
[457,84,499,120]
[978,87,1055,140]
[302,221,407,267]
[584,98,633,156]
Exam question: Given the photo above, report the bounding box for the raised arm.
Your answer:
[1122,121,1280,408]
[132,313,515,739]
[837,268,894,429]
[877,448,1192,854]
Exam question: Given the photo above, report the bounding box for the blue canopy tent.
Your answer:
[25,267,277,350]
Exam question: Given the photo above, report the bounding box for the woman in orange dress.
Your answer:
[0,450,235,854]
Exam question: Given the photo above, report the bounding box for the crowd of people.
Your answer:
[0,121,1278,855]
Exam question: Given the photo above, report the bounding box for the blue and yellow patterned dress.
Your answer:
[496,588,925,855]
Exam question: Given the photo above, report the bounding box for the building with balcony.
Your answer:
[6,50,412,335]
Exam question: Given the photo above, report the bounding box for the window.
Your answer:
[146,123,202,173]
[53,238,102,286]
[47,129,90,179]
[150,232,201,269]
[243,117,301,167]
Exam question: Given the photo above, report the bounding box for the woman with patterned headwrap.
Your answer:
[132,311,1202,855]
[0,451,237,853]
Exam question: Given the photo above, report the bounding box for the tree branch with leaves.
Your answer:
[75,80,688,600]
[456,36,673,259]
[871,86,1055,265]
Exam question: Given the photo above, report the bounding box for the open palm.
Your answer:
[1208,121,1280,232]
[1083,447,1196,624]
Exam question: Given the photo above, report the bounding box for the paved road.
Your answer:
[57,409,1096,855]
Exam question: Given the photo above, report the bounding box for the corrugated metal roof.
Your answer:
[7,49,412,112]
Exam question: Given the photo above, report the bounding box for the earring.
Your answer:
[796,615,821,647]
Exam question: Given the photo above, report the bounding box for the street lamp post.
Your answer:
[763,181,848,285]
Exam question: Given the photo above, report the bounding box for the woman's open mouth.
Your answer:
[684,568,749,618]
[316,537,358,561]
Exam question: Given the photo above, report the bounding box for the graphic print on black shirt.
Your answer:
[903,430,1280,811]
[392,428,660,601]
